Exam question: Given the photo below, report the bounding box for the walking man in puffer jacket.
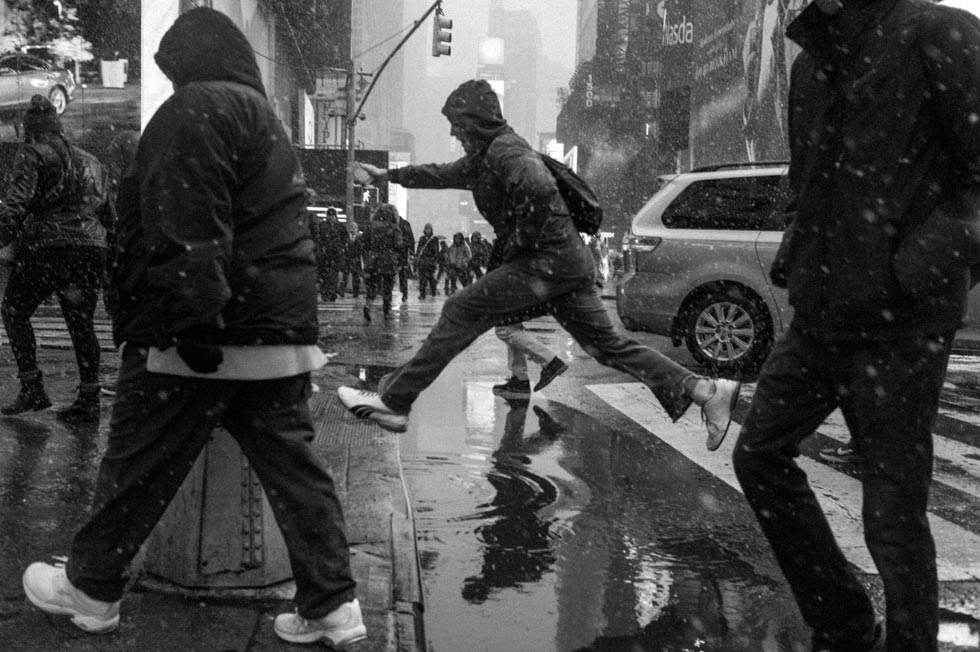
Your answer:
[732,1,980,651]
[339,78,739,450]
[21,8,365,648]
[0,95,111,423]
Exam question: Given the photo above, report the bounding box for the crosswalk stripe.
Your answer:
[588,382,980,582]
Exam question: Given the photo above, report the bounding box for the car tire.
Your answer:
[48,87,68,115]
[683,285,773,373]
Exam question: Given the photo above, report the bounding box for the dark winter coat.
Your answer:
[387,80,592,280]
[110,7,317,347]
[774,0,980,341]
[416,229,440,267]
[398,217,415,267]
[362,206,404,276]
[0,135,110,253]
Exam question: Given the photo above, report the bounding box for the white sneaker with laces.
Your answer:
[274,598,367,646]
[701,379,741,451]
[337,386,409,433]
[22,561,120,633]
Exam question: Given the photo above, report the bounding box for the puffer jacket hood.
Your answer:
[154,7,266,96]
[441,79,508,146]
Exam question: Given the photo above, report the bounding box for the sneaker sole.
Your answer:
[345,404,408,433]
[706,381,741,452]
[22,581,119,634]
[275,624,367,646]
[819,451,860,464]
[492,388,532,398]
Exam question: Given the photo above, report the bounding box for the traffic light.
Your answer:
[431,9,452,57]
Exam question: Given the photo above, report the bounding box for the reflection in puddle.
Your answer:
[402,378,818,652]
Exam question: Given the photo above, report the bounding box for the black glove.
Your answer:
[173,325,223,374]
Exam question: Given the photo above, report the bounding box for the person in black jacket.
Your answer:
[396,213,415,302]
[361,203,404,321]
[732,2,980,650]
[341,227,363,298]
[339,79,739,450]
[21,9,365,648]
[0,95,111,422]
[415,223,440,298]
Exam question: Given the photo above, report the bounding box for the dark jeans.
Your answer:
[317,261,339,300]
[341,268,361,297]
[67,346,356,619]
[380,257,694,416]
[446,264,469,294]
[365,272,396,314]
[1,246,104,384]
[417,263,438,297]
[398,264,410,298]
[732,325,949,652]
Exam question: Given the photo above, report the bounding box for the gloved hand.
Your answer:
[173,324,223,374]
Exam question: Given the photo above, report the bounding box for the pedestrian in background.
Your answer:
[342,227,363,298]
[732,2,980,651]
[416,223,440,298]
[22,9,365,647]
[437,239,450,295]
[361,203,404,322]
[341,79,738,451]
[468,231,490,281]
[445,231,472,294]
[396,211,415,303]
[312,207,347,302]
[0,95,111,423]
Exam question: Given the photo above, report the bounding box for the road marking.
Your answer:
[588,382,980,581]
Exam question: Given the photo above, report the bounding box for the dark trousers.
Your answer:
[446,264,469,294]
[341,267,361,297]
[417,263,437,297]
[398,265,410,299]
[317,261,339,301]
[732,325,949,652]
[365,272,396,314]
[1,246,104,384]
[380,256,693,417]
[67,346,356,619]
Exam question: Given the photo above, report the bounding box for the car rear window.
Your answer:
[662,174,790,230]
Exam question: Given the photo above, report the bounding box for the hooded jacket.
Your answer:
[0,130,109,253]
[775,0,980,340]
[387,79,593,279]
[110,8,316,347]
[361,204,404,276]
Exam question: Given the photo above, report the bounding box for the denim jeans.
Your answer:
[1,246,104,384]
[495,323,555,381]
[380,257,694,418]
[67,346,356,619]
[732,325,949,652]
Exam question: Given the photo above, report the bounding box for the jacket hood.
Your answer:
[154,7,266,96]
[373,203,399,223]
[441,79,508,145]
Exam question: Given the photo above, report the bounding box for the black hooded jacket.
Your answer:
[776,0,980,340]
[387,79,592,279]
[110,8,316,348]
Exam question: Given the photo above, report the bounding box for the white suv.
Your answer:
[617,162,980,373]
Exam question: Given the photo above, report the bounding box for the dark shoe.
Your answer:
[492,376,531,397]
[363,306,371,323]
[1,372,51,415]
[534,357,569,392]
[57,383,101,423]
[819,443,860,465]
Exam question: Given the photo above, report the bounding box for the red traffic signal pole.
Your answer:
[345,0,449,227]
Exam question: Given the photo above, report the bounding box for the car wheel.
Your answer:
[683,286,773,373]
[48,87,68,115]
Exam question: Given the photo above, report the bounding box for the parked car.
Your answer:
[0,51,76,117]
[616,162,980,373]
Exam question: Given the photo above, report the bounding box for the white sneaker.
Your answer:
[22,561,120,633]
[274,598,367,646]
[337,386,409,433]
[701,379,741,451]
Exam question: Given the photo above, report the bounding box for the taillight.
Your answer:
[621,234,662,272]
[622,234,662,252]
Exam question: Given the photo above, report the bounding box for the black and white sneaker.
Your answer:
[337,386,409,433]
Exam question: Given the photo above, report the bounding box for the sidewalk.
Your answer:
[0,346,425,651]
